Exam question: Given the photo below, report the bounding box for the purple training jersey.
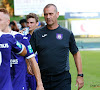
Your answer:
[0,32,24,90]
[26,33,38,90]
[10,31,35,90]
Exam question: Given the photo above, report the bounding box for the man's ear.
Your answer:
[57,12,59,19]
[7,19,10,26]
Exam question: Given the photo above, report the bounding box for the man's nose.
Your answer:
[47,14,50,18]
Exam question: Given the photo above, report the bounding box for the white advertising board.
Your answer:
[71,20,100,35]
[14,0,67,16]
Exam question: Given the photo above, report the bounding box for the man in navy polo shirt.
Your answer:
[30,4,84,90]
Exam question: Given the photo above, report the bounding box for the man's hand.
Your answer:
[76,76,84,90]
[19,28,26,34]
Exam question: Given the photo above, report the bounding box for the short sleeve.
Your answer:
[11,38,24,54]
[17,35,35,59]
[69,32,79,55]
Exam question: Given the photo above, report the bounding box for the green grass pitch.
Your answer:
[69,50,100,90]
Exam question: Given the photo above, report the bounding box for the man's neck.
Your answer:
[47,24,59,30]
[29,30,34,35]
[2,27,11,33]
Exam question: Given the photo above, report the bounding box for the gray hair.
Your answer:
[43,4,58,12]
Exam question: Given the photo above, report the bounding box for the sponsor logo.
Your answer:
[27,45,33,53]
[16,41,22,48]
[10,59,18,67]
[0,43,9,48]
[42,34,47,37]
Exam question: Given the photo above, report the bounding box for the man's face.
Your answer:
[44,6,59,26]
[27,18,38,31]
[0,12,9,32]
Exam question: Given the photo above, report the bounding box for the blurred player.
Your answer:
[19,19,27,30]
[0,31,27,90]
[0,8,44,90]
[0,8,27,90]
[9,20,20,32]
[10,30,35,90]
[20,13,39,90]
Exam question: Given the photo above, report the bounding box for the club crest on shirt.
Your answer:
[56,33,63,40]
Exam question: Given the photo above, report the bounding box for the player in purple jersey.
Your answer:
[26,13,39,90]
[0,8,27,90]
[0,8,44,90]
[0,32,27,90]
[10,30,35,90]
[9,30,44,90]
[19,13,39,90]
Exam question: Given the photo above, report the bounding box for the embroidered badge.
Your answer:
[56,33,63,40]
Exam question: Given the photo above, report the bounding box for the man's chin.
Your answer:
[47,22,53,25]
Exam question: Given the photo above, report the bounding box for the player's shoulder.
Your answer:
[11,30,28,39]
[0,32,17,45]
[11,30,23,36]
[11,30,19,35]
[0,32,14,38]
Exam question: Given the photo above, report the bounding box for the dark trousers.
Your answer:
[41,71,71,90]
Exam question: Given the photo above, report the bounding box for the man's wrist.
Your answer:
[78,74,84,77]
[37,80,43,86]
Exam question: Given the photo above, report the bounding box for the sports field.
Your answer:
[69,50,100,90]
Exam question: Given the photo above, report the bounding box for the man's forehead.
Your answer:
[45,6,55,10]
[44,9,55,13]
[27,20,36,23]
[0,12,5,19]
[0,12,10,19]
[44,6,56,12]
[27,18,36,21]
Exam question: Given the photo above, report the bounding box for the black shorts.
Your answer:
[41,71,71,90]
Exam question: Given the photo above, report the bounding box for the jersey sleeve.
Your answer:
[11,37,24,54]
[20,35,35,59]
[69,31,79,55]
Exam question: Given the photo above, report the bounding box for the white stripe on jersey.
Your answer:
[25,54,35,59]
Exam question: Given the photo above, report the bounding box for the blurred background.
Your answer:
[1,0,100,49]
[0,1,100,90]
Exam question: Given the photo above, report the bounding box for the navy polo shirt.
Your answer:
[30,25,78,75]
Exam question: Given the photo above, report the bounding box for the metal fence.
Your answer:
[58,20,66,27]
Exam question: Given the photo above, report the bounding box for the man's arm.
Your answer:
[19,44,27,56]
[27,57,44,90]
[26,59,34,75]
[73,51,84,90]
